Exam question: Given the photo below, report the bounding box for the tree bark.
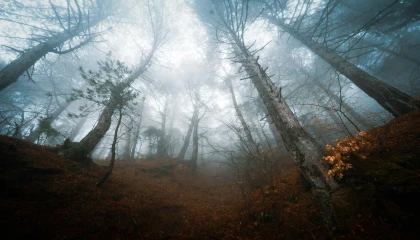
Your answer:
[96,106,123,187]
[267,16,418,117]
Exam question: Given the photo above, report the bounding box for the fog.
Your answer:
[1,0,419,163]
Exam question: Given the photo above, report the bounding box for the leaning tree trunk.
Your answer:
[61,95,120,162]
[60,49,155,162]
[0,20,100,91]
[226,77,259,154]
[232,41,338,231]
[177,106,198,161]
[266,111,283,148]
[267,17,418,117]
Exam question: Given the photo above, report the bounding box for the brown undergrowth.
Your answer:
[327,110,420,239]
[0,134,327,239]
[0,111,419,239]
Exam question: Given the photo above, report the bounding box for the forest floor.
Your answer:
[0,111,419,239]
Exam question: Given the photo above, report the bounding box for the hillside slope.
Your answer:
[0,110,419,239]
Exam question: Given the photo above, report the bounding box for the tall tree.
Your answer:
[61,1,167,162]
[196,0,338,231]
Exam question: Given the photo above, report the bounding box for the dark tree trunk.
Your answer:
[267,17,418,117]
[177,106,198,161]
[61,96,119,162]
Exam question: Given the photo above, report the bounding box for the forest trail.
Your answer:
[1,111,420,239]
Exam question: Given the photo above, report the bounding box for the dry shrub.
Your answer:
[323,131,372,179]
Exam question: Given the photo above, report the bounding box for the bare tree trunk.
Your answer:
[267,17,418,117]
[177,106,198,160]
[96,106,123,187]
[226,77,259,154]
[266,114,283,148]
[233,43,338,231]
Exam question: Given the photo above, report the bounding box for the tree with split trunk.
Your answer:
[195,0,338,231]
[177,104,199,161]
[0,0,120,91]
